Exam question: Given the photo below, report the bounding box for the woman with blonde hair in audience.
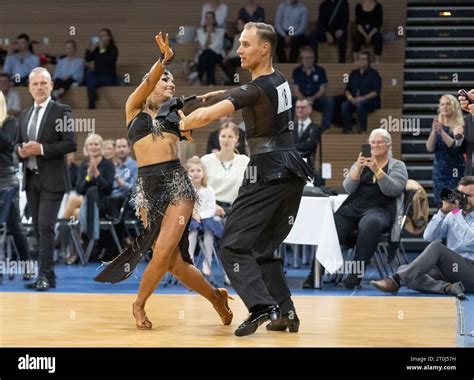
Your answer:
[102,139,116,162]
[426,94,465,205]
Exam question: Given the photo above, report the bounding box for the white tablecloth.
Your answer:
[284,195,347,273]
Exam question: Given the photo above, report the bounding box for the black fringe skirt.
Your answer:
[94,161,197,284]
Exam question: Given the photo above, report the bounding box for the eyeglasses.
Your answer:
[370,141,388,145]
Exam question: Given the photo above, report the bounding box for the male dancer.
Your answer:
[179,22,313,336]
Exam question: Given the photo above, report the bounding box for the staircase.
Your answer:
[402,0,474,250]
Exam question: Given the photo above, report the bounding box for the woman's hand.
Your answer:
[155,32,174,65]
[432,119,442,134]
[355,152,368,172]
[453,125,464,139]
[193,213,202,222]
[197,89,227,103]
[365,157,380,174]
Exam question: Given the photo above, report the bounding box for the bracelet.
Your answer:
[85,175,91,182]
[375,168,384,177]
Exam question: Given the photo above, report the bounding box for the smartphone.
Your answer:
[90,36,99,45]
[458,89,473,104]
[361,144,371,158]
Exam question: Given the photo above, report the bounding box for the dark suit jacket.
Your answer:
[15,100,77,192]
[292,121,321,167]
[462,114,474,175]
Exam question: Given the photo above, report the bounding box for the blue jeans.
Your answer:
[341,97,380,132]
[86,71,117,109]
[313,96,335,130]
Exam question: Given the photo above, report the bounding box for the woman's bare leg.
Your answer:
[132,200,193,327]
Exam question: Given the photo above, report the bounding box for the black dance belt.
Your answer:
[247,132,295,155]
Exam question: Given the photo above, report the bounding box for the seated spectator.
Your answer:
[52,40,85,100]
[206,117,246,154]
[426,94,465,206]
[85,28,118,109]
[353,0,383,64]
[102,139,116,161]
[3,34,40,86]
[67,152,79,192]
[291,46,335,130]
[372,176,474,300]
[238,0,265,23]
[292,98,321,170]
[196,11,225,85]
[186,157,223,277]
[0,73,21,116]
[201,122,250,216]
[104,137,137,220]
[339,51,381,133]
[275,0,308,63]
[63,134,114,264]
[335,128,407,289]
[222,18,245,86]
[0,91,30,278]
[309,0,349,63]
[201,0,228,29]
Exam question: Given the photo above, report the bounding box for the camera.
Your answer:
[440,187,469,210]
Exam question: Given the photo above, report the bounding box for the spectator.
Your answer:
[103,139,116,161]
[291,46,335,130]
[238,0,265,23]
[186,157,223,277]
[292,98,321,169]
[85,28,118,109]
[340,51,381,133]
[206,116,246,154]
[222,18,245,86]
[275,0,308,63]
[201,0,228,29]
[67,152,79,192]
[0,73,21,116]
[104,137,137,220]
[309,0,349,63]
[201,122,250,216]
[335,128,407,289]
[458,89,474,175]
[52,40,85,100]
[3,34,40,86]
[353,0,383,64]
[426,94,465,205]
[372,176,474,300]
[0,91,31,279]
[196,11,225,86]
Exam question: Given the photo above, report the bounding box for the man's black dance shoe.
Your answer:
[234,305,281,337]
[266,312,300,332]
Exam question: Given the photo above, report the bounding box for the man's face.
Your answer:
[237,27,268,70]
[28,73,53,104]
[358,54,370,70]
[458,184,474,213]
[17,38,28,52]
[295,100,312,119]
[300,51,315,68]
[115,139,130,159]
[0,76,11,93]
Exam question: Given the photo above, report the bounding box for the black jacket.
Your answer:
[317,0,349,34]
[0,116,18,180]
[292,121,321,161]
[15,100,77,192]
[462,114,474,175]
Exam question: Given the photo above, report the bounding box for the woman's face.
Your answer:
[146,72,175,110]
[219,127,238,152]
[369,133,389,158]
[103,143,115,160]
[99,30,111,47]
[188,164,204,184]
[439,97,454,117]
[205,13,216,27]
[87,139,102,158]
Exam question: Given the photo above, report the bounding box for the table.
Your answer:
[284,195,347,288]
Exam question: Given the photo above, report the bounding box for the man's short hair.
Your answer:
[296,98,312,107]
[116,137,130,147]
[244,22,277,56]
[29,67,52,82]
[359,50,371,62]
[459,176,474,186]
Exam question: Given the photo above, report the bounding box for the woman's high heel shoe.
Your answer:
[212,288,234,325]
[132,303,153,330]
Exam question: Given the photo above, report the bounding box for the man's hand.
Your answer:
[335,29,344,39]
[177,110,193,141]
[351,96,363,105]
[326,32,334,44]
[458,89,474,115]
[441,200,458,214]
[19,141,42,157]
[197,89,226,103]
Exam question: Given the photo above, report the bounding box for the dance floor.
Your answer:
[0,293,457,347]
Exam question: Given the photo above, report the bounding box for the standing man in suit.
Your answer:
[15,67,76,290]
[293,98,321,170]
[458,90,474,175]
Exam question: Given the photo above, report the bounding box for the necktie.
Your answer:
[299,122,305,138]
[26,106,41,171]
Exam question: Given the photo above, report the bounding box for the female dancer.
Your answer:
[94,33,233,330]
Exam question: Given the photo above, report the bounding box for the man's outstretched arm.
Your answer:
[179,99,236,131]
